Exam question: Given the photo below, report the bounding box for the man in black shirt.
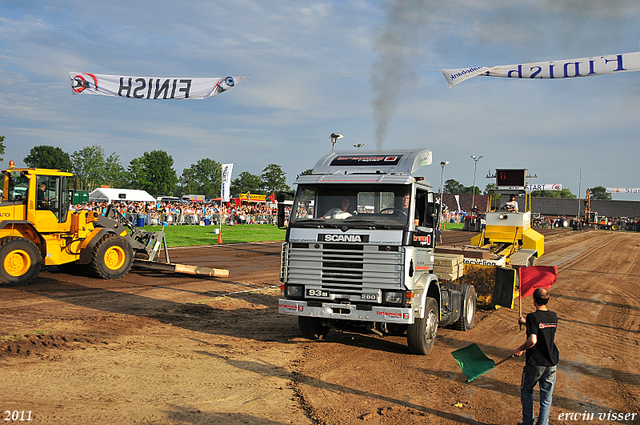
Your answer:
[512,288,559,425]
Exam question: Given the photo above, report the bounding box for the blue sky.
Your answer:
[1,0,639,199]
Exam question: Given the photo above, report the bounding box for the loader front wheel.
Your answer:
[90,234,133,279]
[0,237,41,286]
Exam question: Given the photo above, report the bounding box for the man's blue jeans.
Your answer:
[520,364,556,425]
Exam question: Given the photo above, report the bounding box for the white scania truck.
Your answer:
[277,149,476,354]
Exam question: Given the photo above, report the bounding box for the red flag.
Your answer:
[519,266,557,299]
[269,193,276,203]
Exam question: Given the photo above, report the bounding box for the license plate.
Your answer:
[306,289,330,298]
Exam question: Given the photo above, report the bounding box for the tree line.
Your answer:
[19,144,290,198]
[0,137,612,201]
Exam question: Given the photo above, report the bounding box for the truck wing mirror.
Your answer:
[276,192,295,229]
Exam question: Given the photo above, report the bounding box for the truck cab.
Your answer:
[277,149,476,354]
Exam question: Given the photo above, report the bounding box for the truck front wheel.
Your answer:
[0,237,41,286]
[407,297,438,355]
[298,316,330,340]
[90,234,134,279]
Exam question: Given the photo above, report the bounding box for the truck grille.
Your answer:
[285,243,404,298]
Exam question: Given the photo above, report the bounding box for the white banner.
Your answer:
[69,73,245,99]
[527,184,562,192]
[221,164,234,203]
[606,188,640,194]
[454,194,461,211]
[440,52,640,87]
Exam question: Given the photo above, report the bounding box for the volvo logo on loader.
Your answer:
[319,234,369,243]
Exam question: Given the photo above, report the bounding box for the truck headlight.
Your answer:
[384,291,404,304]
[286,285,303,298]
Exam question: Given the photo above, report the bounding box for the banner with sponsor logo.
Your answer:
[440,52,640,88]
[606,188,640,194]
[69,73,245,99]
[526,184,562,192]
[221,164,234,203]
[239,192,266,202]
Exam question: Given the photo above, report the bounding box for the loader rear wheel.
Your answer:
[0,237,41,286]
[90,234,133,279]
[407,297,438,355]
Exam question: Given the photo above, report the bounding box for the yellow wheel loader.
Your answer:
[0,162,227,286]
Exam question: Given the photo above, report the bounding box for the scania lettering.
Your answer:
[277,149,477,355]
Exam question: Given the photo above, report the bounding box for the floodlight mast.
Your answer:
[439,161,449,228]
[330,133,343,150]
[471,155,483,209]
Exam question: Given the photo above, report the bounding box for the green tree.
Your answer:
[297,168,313,179]
[24,145,73,171]
[126,150,177,197]
[0,136,5,162]
[484,183,496,195]
[261,164,289,194]
[179,158,222,198]
[231,171,263,196]
[103,152,126,188]
[443,179,465,194]
[590,186,611,200]
[71,145,105,191]
[531,189,576,199]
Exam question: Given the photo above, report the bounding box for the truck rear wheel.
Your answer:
[298,316,330,340]
[453,285,476,331]
[0,237,41,286]
[407,297,438,355]
[90,233,134,279]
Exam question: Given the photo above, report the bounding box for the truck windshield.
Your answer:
[290,184,411,228]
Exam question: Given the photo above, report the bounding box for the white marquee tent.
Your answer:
[89,188,156,202]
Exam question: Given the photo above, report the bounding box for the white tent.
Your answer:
[89,188,156,202]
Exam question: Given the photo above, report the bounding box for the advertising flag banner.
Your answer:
[526,184,562,192]
[69,73,245,99]
[221,164,234,203]
[441,52,640,87]
[606,188,640,194]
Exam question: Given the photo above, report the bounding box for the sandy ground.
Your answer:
[0,229,638,424]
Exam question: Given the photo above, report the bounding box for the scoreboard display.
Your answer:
[496,169,527,187]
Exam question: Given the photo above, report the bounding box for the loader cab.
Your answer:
[3,169,75,232]
[34,174,70,223]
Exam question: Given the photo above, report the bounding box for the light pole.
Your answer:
[470,155,483,210]
[330,133,343,150]
[439,161,449,228]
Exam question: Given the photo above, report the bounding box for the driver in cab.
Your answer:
[323,197,353,219]
[503,194,519,213]
[37,182,48,209]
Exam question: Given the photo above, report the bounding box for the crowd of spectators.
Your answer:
[71,199,278,227]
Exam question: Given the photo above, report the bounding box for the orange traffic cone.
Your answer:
[217,230,223,244]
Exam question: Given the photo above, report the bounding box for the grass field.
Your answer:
[142,224,286,247]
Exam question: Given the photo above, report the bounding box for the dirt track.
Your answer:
[1,229,639,424]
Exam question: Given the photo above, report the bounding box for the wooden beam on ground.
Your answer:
[133,259,229,277]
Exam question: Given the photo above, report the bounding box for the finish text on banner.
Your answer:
[69,73,245,99]
[440,52,640,87]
